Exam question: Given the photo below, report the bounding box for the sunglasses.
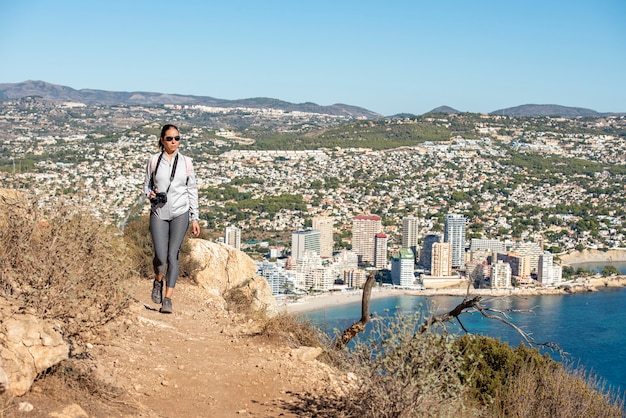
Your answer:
[164,136,181,142]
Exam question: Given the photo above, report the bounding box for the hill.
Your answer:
[0,80,381,119]
[426,105,461,114]
[490,104,605,118]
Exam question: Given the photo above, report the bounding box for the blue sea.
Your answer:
[305,262,626,399]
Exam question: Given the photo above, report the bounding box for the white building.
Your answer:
[331,250,359,279]
[391,248,415,287]
[538,251,563,286]
[257,260,294,295]
[291,229,321,261]
[295,251,334,292]
[444,213,467,268]
[470,238,505,253]
[224,226,241,250]
[491,259,512,289]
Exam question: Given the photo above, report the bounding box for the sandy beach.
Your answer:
[282,275,626,314]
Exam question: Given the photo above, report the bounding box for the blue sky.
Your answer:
[1,0,624,116]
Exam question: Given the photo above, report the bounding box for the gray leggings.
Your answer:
[150,212,189,289]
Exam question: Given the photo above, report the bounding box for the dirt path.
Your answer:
[12,279,337,417]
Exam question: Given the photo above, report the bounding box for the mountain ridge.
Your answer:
[0,80,381,119]
[0,80,623,119]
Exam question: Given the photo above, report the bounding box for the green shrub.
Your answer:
[456,334,624,417]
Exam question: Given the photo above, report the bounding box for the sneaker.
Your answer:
[151,279,163,304]
[160,297,173,314]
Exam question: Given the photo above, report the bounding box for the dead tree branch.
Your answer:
[334,272,376,350]
[418,292,562,353]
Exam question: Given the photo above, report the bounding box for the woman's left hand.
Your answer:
[192,221,200,237]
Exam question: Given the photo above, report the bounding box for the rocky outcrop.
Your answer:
[559,249,626,265]
[189,240,277,315]
[0,307,69,396]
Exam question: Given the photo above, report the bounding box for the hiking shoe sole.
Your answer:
[152,279,163,304]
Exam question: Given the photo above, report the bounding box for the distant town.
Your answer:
[1,96,625,298]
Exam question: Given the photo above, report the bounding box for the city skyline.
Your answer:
[1,1,625,116]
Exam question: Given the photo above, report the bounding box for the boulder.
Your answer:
[0,311,69,396]
[190,240,277,315]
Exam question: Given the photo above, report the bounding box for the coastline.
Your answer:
[282,275,626,314]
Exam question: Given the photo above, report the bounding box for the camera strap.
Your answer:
[151,152,179,193]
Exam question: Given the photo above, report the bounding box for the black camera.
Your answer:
[150,192,167,206]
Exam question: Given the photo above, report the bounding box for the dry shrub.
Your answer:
[336,313,474,418]
[257,312,330,349]
[223,285,254,314]
[0,194,133,343]
[122,215,153,278]
[31,359,141,417]
[492,359,624,417]
[37,359,122,400]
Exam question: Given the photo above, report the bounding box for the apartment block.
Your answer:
[352,214,382,264]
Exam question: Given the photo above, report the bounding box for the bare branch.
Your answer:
[418,293,563,354]
[334,272,376,350]
[472,300,563,353]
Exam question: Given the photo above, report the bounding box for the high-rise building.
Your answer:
[497,251,531,279]
[538,251,562,286]
[420,234,440,271]
[444,213,466,268]
[374,232,388,270]
[352,214,382,264]
[224,226,241,250]
[291,230,321,261]
[343,269,367,288]
[312,216,334,258]
[491,259,512,289]
[470,238,505,253]
[431,242,452,277]
[391,248,415,287]
[402,216,420,261]
[511,241,543,273]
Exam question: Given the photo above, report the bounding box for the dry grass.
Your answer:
[0,195,133,343]
[336,313,475,418]
[491,360,624,417]
[257,312,330,349]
